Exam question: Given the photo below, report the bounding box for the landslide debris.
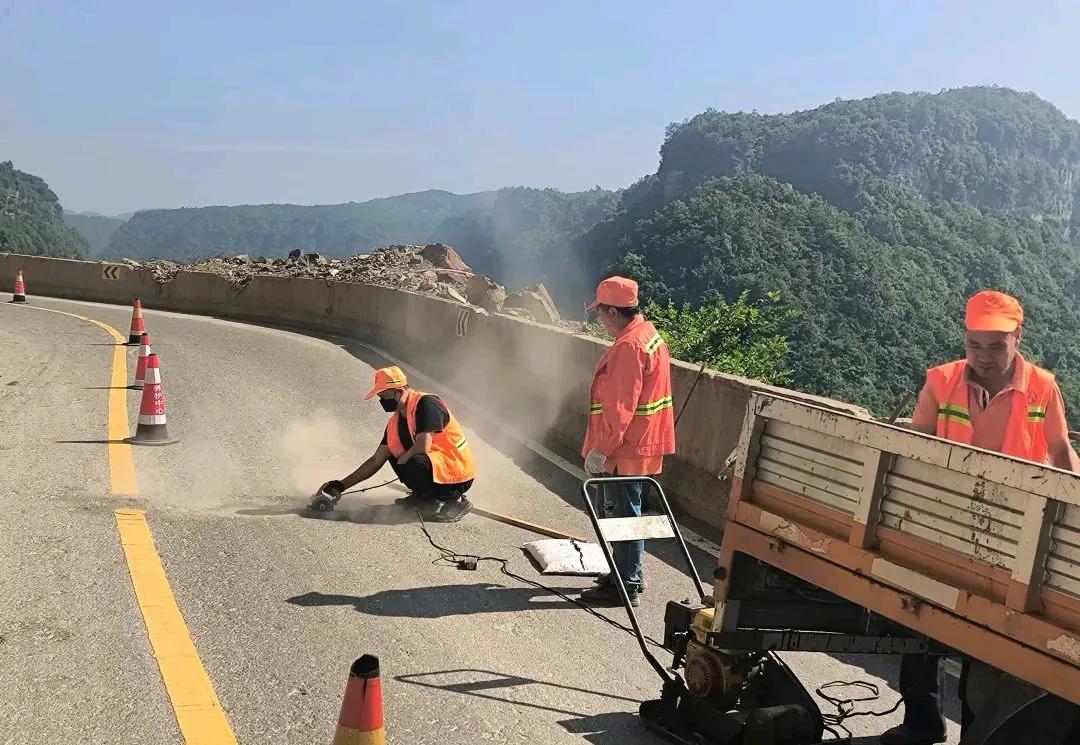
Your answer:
[122,244,567,325]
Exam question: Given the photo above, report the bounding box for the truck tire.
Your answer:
[961,660,1080,745]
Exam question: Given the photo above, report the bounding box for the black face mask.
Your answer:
[379,396,398,412]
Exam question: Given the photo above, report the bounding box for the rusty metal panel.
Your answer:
[755,421,862,515]
[882,456,1021,571]
[1049,506,1080,600]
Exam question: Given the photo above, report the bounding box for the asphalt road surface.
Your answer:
[0,295,959,744]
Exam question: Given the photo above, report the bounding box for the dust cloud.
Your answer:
[276,413,359,495]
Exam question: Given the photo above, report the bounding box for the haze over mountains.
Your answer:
[6,85,1080,417]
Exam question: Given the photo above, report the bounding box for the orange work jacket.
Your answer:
[582,316,675,461]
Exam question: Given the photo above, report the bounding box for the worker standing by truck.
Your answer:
[579,276,675,608]
[313,366,476,522]
[884,290,1080,745]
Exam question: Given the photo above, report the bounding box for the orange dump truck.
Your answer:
[636,391,1080,744]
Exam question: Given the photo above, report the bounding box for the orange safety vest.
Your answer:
[384,389,476,484]
[583,317,675,460]
[927,357,1056,463]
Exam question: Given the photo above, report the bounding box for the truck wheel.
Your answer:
[979,695,1080,745]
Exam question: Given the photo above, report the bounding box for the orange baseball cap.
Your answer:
[586,276,639,311]
[965,290,1023,333]
[364,365,408,399]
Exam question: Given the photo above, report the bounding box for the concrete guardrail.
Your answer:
[0,254,868,533]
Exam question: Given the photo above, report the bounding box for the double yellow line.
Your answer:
[17,303,236,744]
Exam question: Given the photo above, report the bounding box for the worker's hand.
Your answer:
[584,449,608,476]
[396,452,412,466]
[318,480,344,498]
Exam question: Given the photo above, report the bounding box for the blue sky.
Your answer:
[2,1,1078,214]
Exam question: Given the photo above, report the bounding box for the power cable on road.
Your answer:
[415,508,668,651]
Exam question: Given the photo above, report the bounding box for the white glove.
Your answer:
[584,449,608,475]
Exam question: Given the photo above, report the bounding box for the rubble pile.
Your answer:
[123,243,570,326]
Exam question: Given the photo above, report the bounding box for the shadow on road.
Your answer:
[287,583,580,617]
[395,668,655,744]
[237,502,418,526]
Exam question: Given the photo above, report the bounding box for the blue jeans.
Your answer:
[601,480,644,592]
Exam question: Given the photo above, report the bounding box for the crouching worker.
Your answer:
[314,366,476,522]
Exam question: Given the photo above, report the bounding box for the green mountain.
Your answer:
[432,186,621,289]
[103,187,619,282]
[0,161,89,259]
[580,86,1080,419]
[63,210,128,257]
[106,189,499,260]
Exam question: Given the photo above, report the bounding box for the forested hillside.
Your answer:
[63,211,127,257]
[581,87,1080,419]
[13,85,1080,421]
[104,187,618,279]
[433,186,620,289]
[105,190,498,260]
[0,161,88,259]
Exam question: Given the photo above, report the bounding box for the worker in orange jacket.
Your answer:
[315,366,476,523]
[882,290,1079,745]
[579,277,675,608]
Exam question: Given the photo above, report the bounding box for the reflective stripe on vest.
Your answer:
[644,333,664,356]
[589,396,673,417]
[937,403,971,427]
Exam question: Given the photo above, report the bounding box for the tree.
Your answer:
[646,292,797,385]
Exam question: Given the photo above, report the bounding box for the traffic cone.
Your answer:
[332,655,385,745]
[127,299,146,344]
[11,269,26,303]
[133,332,152,388]
[129,353,178,445]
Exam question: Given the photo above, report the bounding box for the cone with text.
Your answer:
[130,353,177,445]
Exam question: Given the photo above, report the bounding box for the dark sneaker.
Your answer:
[428,496,473,523]
[394,492,425,507]
[879,724,947,745]
[594,573,647,593]
[580,583,641,608]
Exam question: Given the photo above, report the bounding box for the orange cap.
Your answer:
[586,276,639,311]
[965,290,1023,333]
[364,366,408,400]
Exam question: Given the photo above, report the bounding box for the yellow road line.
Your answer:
[115,509,238,744]
[10,304,138,494]
[12,302,235,741]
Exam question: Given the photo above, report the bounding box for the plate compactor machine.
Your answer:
[583,476,908,745]
[583,476,825,745]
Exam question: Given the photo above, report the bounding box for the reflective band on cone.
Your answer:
[332,655,385,745]
[11,269,26,303]
[133,332,152,388]
[128,298,146,344]
[130,353,178,446]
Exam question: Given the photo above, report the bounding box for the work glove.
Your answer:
[318,479,345,498]
[584,449,608,476]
